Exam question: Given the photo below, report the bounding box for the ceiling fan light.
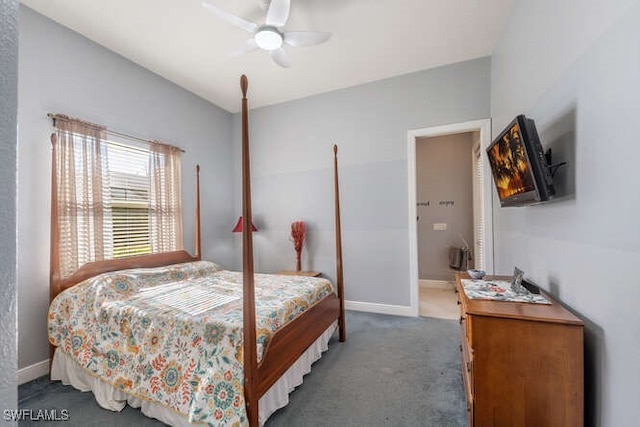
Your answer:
[255,28,283,50]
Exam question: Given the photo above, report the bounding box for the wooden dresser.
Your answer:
[456,274,584,427]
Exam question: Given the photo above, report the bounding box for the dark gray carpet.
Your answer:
[19,311,467,426]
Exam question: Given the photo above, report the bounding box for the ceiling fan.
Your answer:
[202,0,331,68]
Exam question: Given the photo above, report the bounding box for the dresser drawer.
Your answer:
[457,287,473,346]
[461,334,474,420]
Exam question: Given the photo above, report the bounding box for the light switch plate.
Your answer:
[433,223,447,231]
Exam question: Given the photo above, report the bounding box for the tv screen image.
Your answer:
[487,115,555,207]
[487,123,536,200]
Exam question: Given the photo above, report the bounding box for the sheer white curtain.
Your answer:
[53,117,112,279]
[148,141,183,253]
[52,117,184,278]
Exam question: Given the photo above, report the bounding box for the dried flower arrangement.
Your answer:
[290,221,306,272]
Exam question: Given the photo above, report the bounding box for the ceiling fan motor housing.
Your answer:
[255,26,283,50]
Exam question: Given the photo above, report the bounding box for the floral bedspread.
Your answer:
[48,261,334,426]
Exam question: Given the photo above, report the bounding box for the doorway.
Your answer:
[407,119,493,317]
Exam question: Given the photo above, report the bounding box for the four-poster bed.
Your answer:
[48,75,346,426]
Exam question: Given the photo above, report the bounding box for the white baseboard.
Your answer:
[345,300,415,317]
[419,279,453,289]
[18,359,50,385]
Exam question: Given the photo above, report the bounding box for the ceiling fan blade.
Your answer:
[231,38,258,56]
[270,47,291,68]
[284,31,332,47]
[202,1,258,33]
[265,0,290,27]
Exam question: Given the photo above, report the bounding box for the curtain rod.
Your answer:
[47,113,185,153]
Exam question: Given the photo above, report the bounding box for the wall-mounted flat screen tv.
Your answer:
[486,115,555,207]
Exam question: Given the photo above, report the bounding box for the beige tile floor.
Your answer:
[418,282,460,320]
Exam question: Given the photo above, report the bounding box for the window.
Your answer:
[52,116,182,278]
[107,141,152,258]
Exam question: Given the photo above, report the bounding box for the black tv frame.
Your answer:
[487,115,555,207]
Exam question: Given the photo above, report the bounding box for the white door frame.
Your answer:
[407,119,494,317]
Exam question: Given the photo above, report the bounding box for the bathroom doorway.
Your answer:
[407,119,494,317]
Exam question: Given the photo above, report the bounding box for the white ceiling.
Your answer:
[21,0,512,113]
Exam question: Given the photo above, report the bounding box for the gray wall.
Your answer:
[18,6,234,370]
[232,57,490,307]
[490,1,640,426]
[0,0,19,419]
[416,133,474,281]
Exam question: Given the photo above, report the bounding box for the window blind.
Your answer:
[106,142,152,258]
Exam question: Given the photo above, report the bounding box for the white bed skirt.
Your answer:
[51,321,337,426]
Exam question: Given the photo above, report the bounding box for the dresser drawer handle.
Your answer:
[459,316,464,324]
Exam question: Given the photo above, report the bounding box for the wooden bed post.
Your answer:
[195,164,201,260]
[333,145,346,342]
[240,75,259,427]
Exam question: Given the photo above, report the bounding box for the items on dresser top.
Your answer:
[466,269,486,280]
[460,278,550,304]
